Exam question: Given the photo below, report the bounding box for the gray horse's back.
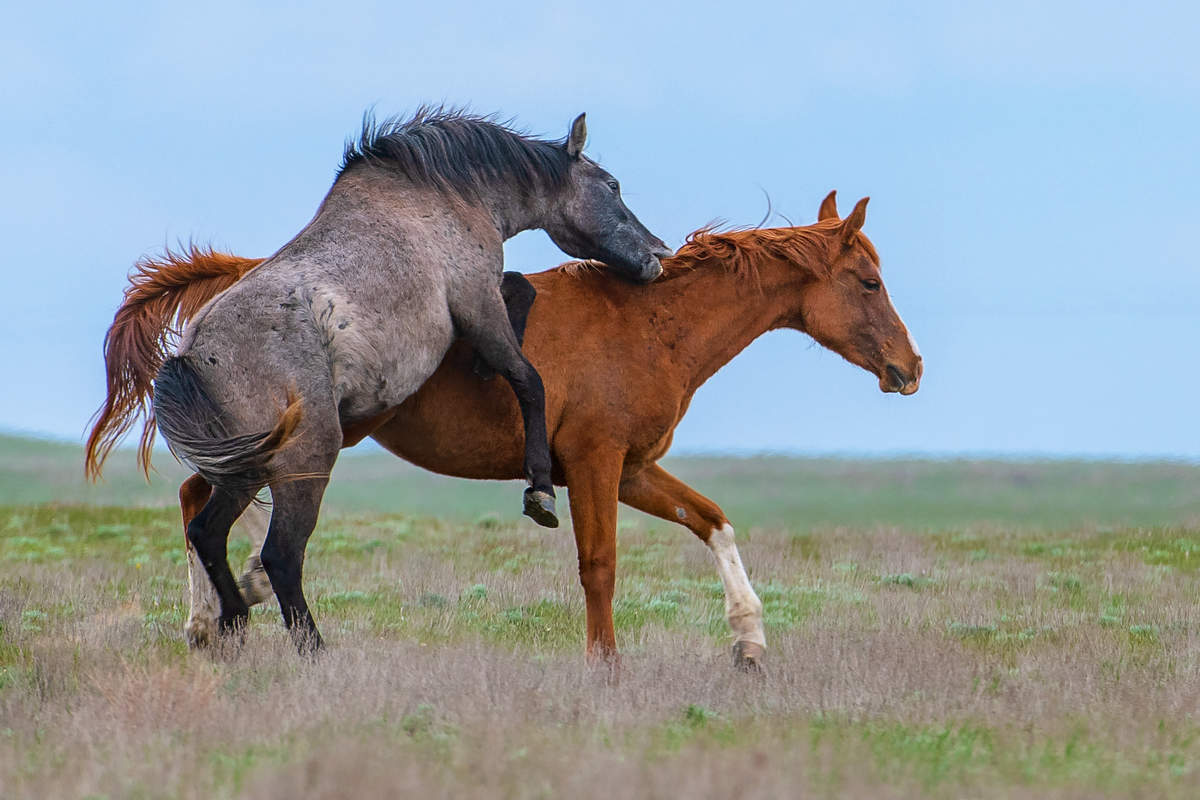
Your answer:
[178,240,458,434]
[178,173,502,430]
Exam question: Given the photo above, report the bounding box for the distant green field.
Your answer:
[2,433,1199,798]
[4,433,1199,531]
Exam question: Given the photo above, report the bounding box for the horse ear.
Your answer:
[818,190,839,221]
[841,197,869,241]
[566,113,587,159]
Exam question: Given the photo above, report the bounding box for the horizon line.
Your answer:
[5,427,1197,467]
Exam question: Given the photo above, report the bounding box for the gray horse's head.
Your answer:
[541,114,672,283]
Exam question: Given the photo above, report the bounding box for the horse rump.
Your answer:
[153,356,302,491]
[84,246,263,481]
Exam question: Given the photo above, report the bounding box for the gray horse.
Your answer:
[152,108,672,651]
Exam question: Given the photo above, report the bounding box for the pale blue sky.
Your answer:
[1,1,1196,457]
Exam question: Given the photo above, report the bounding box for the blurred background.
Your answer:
[1,0,1196,458]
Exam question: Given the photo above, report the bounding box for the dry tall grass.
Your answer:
[2,505,1198,798]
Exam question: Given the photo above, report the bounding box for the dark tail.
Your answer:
[153,356,302,491]
[84,246,264,481]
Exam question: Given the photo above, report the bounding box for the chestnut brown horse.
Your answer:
[88,191,922,668]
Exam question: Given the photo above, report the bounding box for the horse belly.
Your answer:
[377,426,525,480]
[371,349,527,480]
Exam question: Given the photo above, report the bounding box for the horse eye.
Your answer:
[607,180,620,193]
[861,278,881,291]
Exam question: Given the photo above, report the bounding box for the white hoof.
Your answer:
[185,616,218,649]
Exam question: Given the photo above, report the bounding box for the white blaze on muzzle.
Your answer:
[906,327,922,360]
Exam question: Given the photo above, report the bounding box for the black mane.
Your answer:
[338,106,573,199]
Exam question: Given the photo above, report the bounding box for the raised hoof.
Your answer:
[237,558,274,606]
[523,489,559,528]
[732,641,766,674]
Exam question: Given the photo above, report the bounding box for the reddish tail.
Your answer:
[84,246,264,481]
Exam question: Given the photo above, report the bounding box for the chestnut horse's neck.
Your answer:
[557,228,829,397]
[656,265,793,395]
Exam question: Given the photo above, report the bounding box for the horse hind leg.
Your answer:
[183,477,284,645]
[187,486,256,640]
[453,285,557,527]
[183,476,276,648]
[261,474,331,654]
[181,475,218,648]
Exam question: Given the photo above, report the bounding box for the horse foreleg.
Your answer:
[562,453,624,667]
[618,464,765,671]
[453,287,556,527]
[473,271,537,379]
[235,499,273,606]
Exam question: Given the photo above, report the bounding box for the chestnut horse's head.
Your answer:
[789,191,922,395]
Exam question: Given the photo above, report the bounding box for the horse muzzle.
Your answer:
[882,361,922,395]
[638,257,664,283]
[637,242,672,283]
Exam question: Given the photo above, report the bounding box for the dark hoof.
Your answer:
[732,641,766,674]
[215,613,248,651]
[523,489,559,528]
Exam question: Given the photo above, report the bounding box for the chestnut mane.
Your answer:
[559,220,869,286]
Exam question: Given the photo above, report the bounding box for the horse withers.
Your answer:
[127,109,671,652]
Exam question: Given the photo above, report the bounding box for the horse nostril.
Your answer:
[886,365,907,388]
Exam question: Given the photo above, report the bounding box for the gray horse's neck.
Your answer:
[328,164,552,241]
[473,181,551,239]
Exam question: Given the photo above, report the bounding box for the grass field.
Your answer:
[2,434,1200,798]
